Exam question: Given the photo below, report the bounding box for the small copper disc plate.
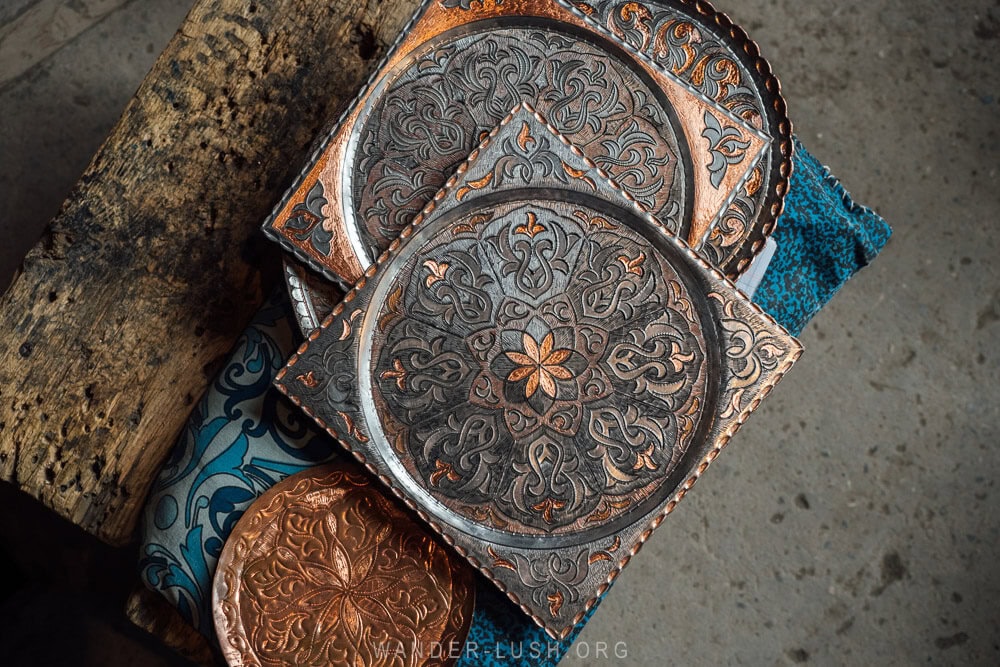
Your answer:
[213,463,475,667]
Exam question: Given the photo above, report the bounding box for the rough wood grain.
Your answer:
[126,585,220,667]
[0,0,422,545]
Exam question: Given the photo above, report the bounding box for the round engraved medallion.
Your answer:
[364,197,713,540]
[350,24,690,255]
[280,1,793,335]
[213,463,475,667]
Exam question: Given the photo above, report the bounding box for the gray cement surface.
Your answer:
[1,0,998,665]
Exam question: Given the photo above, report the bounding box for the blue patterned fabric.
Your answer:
[138,141,889,663]
[138,293,339,635]
[455,582,598,666]
[754,139,892,335]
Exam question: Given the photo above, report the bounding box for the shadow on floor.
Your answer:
[0,482,193,666]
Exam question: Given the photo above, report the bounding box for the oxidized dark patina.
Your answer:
[274,105,801,638]
[265,0,791,306]
[371,195,710,537]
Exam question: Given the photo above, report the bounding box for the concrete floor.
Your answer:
[1,0,998,665]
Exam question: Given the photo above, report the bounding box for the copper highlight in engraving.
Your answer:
[274,105,802,639]
[265,0,791,296]
[369,193,710,538]
[213,463,475,667]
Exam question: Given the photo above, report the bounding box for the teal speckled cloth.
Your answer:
[755,139,892,336]
[138,141,890,664]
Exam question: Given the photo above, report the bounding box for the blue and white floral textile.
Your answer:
[138,294,338,635]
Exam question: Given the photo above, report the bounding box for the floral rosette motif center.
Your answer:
[373,202,709,535]
[504,332,579,400]
[230,475,467,667]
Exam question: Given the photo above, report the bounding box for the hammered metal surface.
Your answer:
[213,463,475,667]
[274,105,802,638]
[265,0,790,294]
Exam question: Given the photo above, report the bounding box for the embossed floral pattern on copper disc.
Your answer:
[213,463,474,667]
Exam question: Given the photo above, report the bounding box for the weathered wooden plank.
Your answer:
[0,0,195,294]
[126,586,219,666]
[0,0,422,545]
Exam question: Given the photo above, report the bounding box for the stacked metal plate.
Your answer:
[217,0,803,658]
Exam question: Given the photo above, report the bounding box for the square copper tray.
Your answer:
[263,0,791,293]
[274,104,801,638]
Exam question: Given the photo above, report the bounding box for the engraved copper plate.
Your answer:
[265,0,791,298]
[274,105,802,638]
[213,462,475,666]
